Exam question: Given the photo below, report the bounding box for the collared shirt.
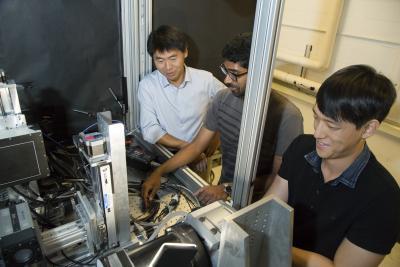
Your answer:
[304,144,371,188]
[279,135,400,259]
[138,66,225,144]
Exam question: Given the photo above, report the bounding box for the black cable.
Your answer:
[182,194,196,210]
[25,183,74,204]
[46,255,65,267]
[11,186,45,204]
[48,147,88,185]
[154,206,169,222]
[49,152,76,178]
[61,250,96,266]
[65,250,99,266]
[140,201,160,222]
[53,149,86,180]
[13,184,74,228]
[128,183,162,223]
[29,206,56,228]
[83,253,99,265]
[27,185,40,197]
[129,192,160,223]
[43,132,66,150]
[161,184,199,209]
[52,149,79,157]
[167,187,196,210]
[184,193,198,209]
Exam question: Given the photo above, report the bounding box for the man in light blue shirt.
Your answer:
[138,25,225,149]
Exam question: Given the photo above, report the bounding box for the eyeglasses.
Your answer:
[219,64,248,81]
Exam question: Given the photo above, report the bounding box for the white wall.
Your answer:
[271,0,400,183]
[275,0,400,124]
[273,85,400,184]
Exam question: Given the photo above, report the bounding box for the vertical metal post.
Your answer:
[300,44,313,78]
[232,0,285,209]
[97,112,131,247]
[120,0,152,131]
[139,0,153,80]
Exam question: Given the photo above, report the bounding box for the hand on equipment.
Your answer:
[194,185,227,205]
[141,171,162,208]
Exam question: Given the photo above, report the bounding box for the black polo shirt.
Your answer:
[279,134,400,260]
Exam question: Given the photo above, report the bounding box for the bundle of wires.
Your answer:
[45,250,99,267]
[127,179,202,241]
[10,132,93,229]
[60,250,98,266]
[128,182,160,223]
[48,147,93,194]
[159,183,201,211]
[11,182,76,229]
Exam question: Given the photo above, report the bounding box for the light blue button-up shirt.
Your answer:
[138,67,225,144]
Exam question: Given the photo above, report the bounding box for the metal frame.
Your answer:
[97,112,131,247]
[41,220,86,255]
[123,0,285,209]
[218,196,293,267]
[155,144,208,192]
[139,0,153,80]
[232,0,285,209]
[120,0,152,131]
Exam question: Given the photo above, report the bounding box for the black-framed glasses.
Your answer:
[219,64,248,81]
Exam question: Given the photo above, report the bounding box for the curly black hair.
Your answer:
[221,32,252,68]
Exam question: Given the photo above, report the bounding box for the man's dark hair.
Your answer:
[316,64,397,129]
[147,25,188,57]
[222,32,252,68]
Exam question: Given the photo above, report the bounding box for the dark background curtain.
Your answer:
[153,0,256,81]
[0,0,256,142]
[0,0,124,142]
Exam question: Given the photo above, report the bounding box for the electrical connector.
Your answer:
[167,193,180,212]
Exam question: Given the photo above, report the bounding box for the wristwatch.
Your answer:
[222,183,232,196]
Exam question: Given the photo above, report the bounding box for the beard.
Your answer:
[226,83,244,97]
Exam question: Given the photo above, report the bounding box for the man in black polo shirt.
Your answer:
[266,65,400,266]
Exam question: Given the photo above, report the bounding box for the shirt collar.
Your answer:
[304,144,371,188]
[157,65,191,89]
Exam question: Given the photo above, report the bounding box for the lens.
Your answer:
[220,64,237,81]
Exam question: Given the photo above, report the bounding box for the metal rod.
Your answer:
[300,44,313,78]
[232,0,285,209]
[108,87,124,110]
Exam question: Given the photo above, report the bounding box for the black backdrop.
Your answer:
[153,0,256,81]
[0,0,256,142]
[0,0,123,141]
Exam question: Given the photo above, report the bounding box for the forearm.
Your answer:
[264,175,288,202]
[157,133,188,149]
[292,247,333,267]
[154,142,204,176]
[143,128,215,204]
[263,173,276,192]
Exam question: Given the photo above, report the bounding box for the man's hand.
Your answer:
[195,185,227,205]
[141,171,162,208]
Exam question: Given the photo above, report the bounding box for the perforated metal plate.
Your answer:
[218,196,293,267]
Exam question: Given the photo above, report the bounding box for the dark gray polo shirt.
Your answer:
[204,88,303,183]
